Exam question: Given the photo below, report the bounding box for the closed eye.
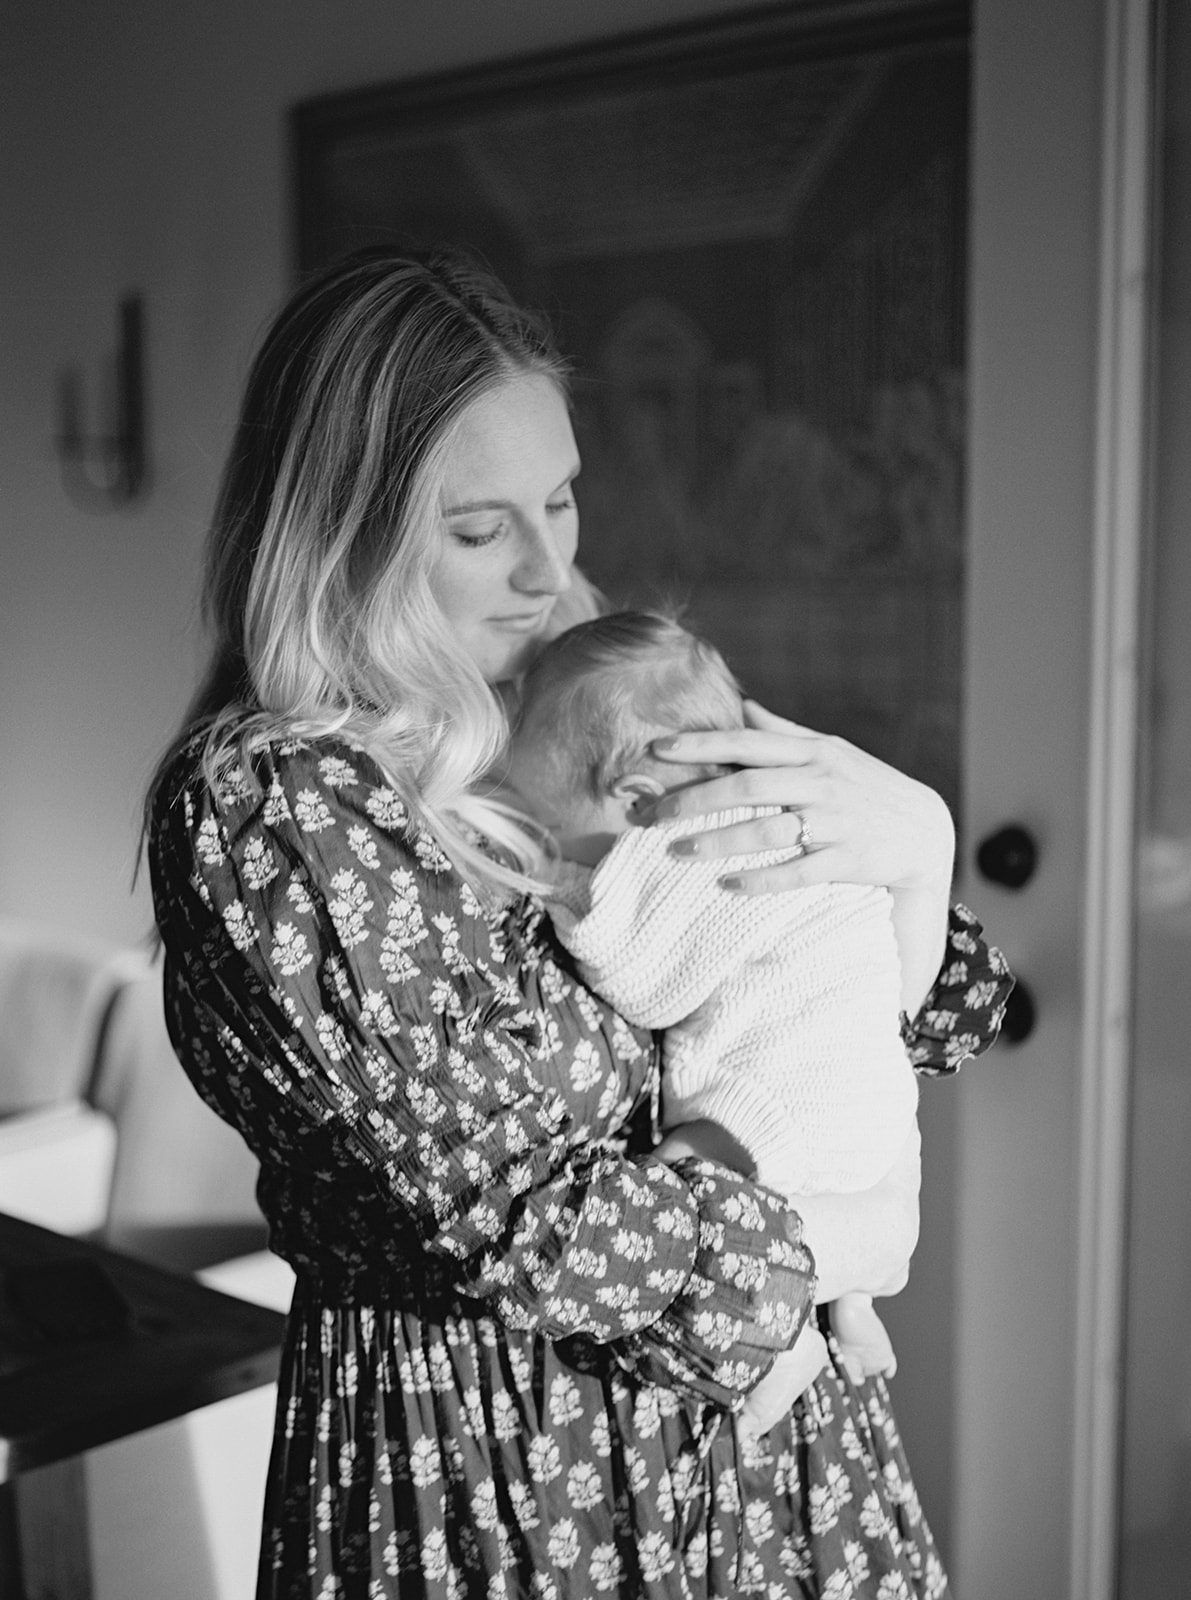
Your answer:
[448,519,507,548]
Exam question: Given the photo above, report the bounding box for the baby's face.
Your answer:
[505,730,636,867]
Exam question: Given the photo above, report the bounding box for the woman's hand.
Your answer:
[649,700,956,1013]
[795,1124,922,1306]
[737,1320,829,1439]
[650,700,955,898]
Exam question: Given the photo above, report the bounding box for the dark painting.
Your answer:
[294,1,970,811]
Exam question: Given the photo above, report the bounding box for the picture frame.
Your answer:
[292,0,971,810]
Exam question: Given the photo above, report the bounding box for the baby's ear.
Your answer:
[609,772,667,824]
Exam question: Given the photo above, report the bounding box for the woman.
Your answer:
[147,248,1010,1599]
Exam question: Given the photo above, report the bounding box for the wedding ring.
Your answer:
[787,809,812,856]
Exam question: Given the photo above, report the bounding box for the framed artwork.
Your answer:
[293,0,971,812]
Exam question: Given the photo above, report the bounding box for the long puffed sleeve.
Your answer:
[149,738,815,1408]
[900,903,1015,1074]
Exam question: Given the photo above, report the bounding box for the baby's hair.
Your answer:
[515,610,745,800]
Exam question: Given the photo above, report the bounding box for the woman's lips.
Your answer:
[489,611,549,631]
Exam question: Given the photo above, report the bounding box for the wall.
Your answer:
[0,0,733,949]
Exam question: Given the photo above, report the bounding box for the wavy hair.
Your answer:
[149,246,600,896]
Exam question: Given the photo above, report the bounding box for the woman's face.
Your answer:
[432,371,580,683]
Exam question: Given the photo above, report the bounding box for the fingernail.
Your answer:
[720,874,743,890]
[669,837,698,857]
[651,736,678,753]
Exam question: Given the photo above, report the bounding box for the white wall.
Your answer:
[0,0,733,948]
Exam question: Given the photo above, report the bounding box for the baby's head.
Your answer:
[508,610,744,865]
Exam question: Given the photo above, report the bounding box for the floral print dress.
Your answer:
[149,736,1011,1600]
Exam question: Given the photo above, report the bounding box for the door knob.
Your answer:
[976,824,1038,889]
[999,977,1036,1045]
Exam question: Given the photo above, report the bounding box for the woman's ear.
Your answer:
[609,772,667,822]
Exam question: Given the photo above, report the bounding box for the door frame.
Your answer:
[1073,0,1159,1594]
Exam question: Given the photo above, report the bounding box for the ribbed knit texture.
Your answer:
[550,808,918,1194]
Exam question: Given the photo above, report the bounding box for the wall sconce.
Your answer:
[56,294,149,510]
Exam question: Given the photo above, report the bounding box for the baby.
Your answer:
[506,610,920,1388]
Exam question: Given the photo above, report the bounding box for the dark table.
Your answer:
[0,1210,286,1599]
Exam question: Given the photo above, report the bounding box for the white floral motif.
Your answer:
[295,788,334,832]
[359,991,398,1035]
[623,1447,649,1496]
[822,1571,856,1599]
[421,1529,449,1583]
[314,1014,349,1062]
[636,1531,674,1583]
[346,824,380,869]
[196,818,225,865]
[318,755,357,788]
[470,1479,499,1531]
[548,1374,583,1427]
[261,778,291,825]
[286,877,314,915]
[745,1498,776,1546]
[509,1482,540,1529]
[588,1410,612,1458]
[491,1391,521,1441]
[566,1460,603,1511]
[413,1446,445,1491]
[526,1435,562,1485]
[589,1543,624,1592]
[611,1014,646,1061]
[573,986,602,1033]
[327,867,372,948]
[546,1518,580,1569]
[241,835,278,889]
[222,900,256,952]
[269,922,312,975]
[843,1540,870,1585]
[364,787,408,830]
[568,1038,603,1093]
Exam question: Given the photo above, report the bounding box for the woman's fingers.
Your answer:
[652,765,818,822]
[667,805,816,858]
[718,858,823,896]
[651,725,823,780]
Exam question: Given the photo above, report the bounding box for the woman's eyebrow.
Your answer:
[443,498,510,515]
[443,465,581,517]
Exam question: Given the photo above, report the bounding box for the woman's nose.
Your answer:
[513,523,571,596]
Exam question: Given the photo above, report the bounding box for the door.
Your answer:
[953,1,1163,1596]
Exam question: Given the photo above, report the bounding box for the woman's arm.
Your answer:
[657,1119,921,1306]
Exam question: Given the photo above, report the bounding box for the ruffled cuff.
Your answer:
[899,903,1015,1077]
[612,1158,815,1410]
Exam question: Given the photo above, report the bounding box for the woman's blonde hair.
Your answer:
[152,246,599,895]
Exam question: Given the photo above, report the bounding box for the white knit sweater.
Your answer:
[549,808,918,1196]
